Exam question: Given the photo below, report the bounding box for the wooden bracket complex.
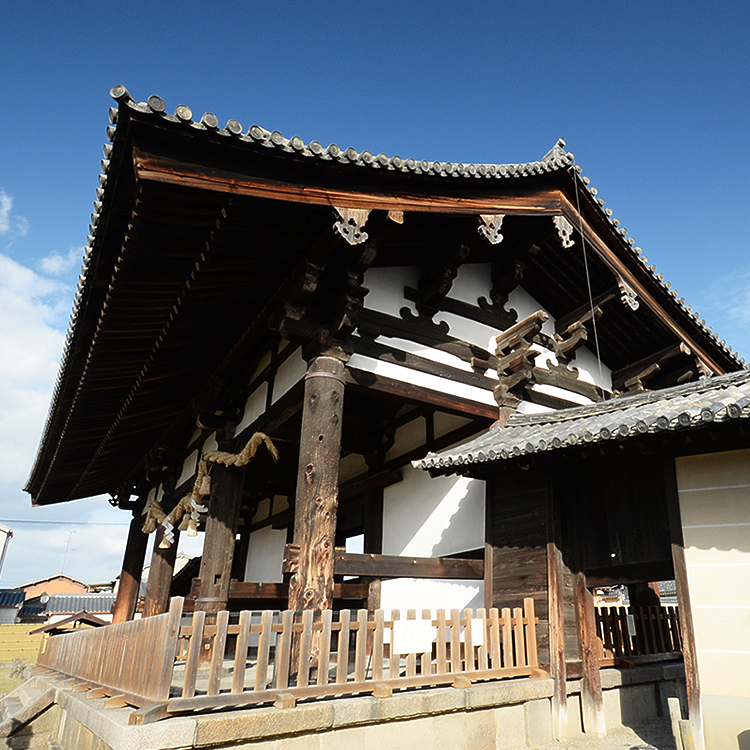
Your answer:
[478,214,505,245]
[493,311,549,409]
[553,215,575,248]
[334,207,371,245]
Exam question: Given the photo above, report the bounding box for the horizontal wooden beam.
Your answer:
[134,147,565,216]
[189,579,369,602]
[284,545,484,580]
[345,366,498,420]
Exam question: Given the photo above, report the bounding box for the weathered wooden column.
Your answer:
[143,526,180,617]
[195,462,247,613]
[112,516,149,624]
[547,542,568,740]
[288,354,346,612]
[574,572,606,737]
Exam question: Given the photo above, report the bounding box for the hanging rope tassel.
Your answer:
[141,432,279,546]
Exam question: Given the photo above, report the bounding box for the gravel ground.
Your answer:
[533,719,677,750]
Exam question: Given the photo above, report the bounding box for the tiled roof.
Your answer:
[0,590,25,608]
[25,86,745,502]
[45,594,116,615]
[414,369,750,473]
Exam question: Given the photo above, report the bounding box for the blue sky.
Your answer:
[0,0,748,586]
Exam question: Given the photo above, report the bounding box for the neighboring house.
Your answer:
[0,590,25,625]
[21,86,748,749]
[17,574,94,600]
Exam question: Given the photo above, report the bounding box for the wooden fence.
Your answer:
[596,605,681,664]
[35,597,542,722]
[36,602,182,708]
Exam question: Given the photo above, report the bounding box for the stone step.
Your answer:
[1,696,22,723]
[19,681,44,707]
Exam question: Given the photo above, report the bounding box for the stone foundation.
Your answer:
[2,663,685,750]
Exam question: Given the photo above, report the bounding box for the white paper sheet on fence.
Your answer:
[392,620,435,654]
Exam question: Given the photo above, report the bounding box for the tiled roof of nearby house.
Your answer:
[0,590,25,608]
[415,369,750,473]
[45,594,116,615]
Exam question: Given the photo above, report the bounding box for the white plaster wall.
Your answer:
[675,449,750,748]
[0,609,17,625]
[363,266,418,316]
[383,467,484,557]
[272,348,306,404]
[380,466,485,613]
[244,526,287,583]
[177,451,199,487]
[449,263,491,304]
[202,432,218,454]
[236,382,268,433]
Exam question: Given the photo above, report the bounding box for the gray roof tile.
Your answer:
[415,370,750,473]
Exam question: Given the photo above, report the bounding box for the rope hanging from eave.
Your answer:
[142,432,279,548]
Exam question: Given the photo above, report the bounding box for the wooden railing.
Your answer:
[36,600,183,707]
[596,605,681,664]
[168,597,542,716]
[36,597,542,722]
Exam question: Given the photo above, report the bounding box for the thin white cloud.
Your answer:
[40,247,83,276]
[0,190,29,240]
[697,265,750,360]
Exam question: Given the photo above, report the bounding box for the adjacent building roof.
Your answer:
[0,590,25,608]
[415,369,750,473]
[45,594,116,615]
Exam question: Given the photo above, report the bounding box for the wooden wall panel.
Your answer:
[487,471,551,663]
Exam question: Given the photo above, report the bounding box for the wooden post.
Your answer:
[288,354,346,612]
[112,516,149,624]
[574,572,606,738]
[143,526,180,617]
[196,462,247,613]
[664,459,704,749]
[547,542,568,739]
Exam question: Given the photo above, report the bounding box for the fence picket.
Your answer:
[523,599,538,667]
[297,609,314,688]
[354,610,369,683]
[372,610,384,681]
[274,610,293,690]
[463,609,475,672]
[501,608,513,668]
[421,609,432,676]
[450,609,461,673]
[318,609,333,686]
[336,610,351,685]
[182,610,206,698]
[436,609,447,675]
[389,610,400,680]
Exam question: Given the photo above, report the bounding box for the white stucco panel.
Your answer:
[363,266,419,316]
[272,348,306,404]
[236,382,268,433]
[380,579,484,616]
[244,526,287,583]
[383,466,484,558]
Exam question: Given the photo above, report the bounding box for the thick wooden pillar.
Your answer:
[547,542,568,739]
[196,463,247,613]
[288,355,346,612]
[143,526,180,617]
[112,516,149,624]
[574,572,606,737]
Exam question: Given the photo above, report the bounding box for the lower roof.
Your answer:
[415,369,750,474]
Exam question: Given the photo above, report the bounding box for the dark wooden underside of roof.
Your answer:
[26,112,740,505]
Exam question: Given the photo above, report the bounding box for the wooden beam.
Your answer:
[288,355,346,611]
[112,516,149,624]
[134,147,565,216]
[143,526,179,617]
[189,580,369,602]
[195,462,247,613]
[612,343,693,392]
[283,545,484,580]
[345,366,498,420]
[573,572,606,737]
[554,288,619,334]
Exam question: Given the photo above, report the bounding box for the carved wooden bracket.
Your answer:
[553,215,575,248]
[413,243,472,316]
[617,277,639,311]
[612,342,693,394]
[478,214,505,245]
[493,310,549,408]
[334,207,371,245]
